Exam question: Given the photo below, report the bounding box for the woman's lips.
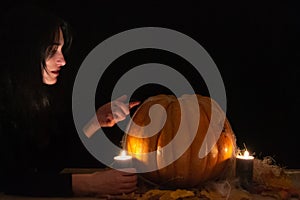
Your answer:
[51,70,60,75]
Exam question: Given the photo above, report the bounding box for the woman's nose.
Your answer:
[56,52,66,66]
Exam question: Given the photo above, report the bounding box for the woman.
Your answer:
[0,5,138,197]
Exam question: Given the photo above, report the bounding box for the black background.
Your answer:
[2,1,300,168]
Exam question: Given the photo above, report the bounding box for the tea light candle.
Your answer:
[236,150,254,187]
[113,150,133,169]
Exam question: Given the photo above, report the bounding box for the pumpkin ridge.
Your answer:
[156,98,180,184]
[171,95,194,187]
[195,96,212,182]
[181,95,203,187]
[197,95,232,180]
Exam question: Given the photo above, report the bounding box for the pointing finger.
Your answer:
[129,101,140,109]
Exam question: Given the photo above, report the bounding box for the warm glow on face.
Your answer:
[43,28,66,85]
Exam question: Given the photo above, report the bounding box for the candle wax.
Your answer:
[113,155,133,169]
[236,155,254,187]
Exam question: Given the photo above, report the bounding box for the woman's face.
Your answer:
[42,28,66,85]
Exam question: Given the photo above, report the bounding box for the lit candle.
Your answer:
[236,150,254,188]
[113,150,133,169]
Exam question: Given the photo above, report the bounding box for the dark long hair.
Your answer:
[1,5,72,109]
[0,5,73,149]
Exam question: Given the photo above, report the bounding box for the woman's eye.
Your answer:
[47,45,58,57]
[51,48,57,54]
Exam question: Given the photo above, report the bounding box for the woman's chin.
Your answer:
[43,78,57,85]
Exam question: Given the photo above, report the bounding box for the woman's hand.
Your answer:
[72,168,138,196]
[96,95,140,127]
[83,95,140,138]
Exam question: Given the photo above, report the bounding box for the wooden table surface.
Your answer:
[0,194,100,200]
[0,168,299,200]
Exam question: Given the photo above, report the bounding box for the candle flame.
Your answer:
[236,149,254,160]
[120,150,126,156]
[114,150,132,161]
[244,150,249,157]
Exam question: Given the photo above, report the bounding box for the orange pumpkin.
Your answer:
[123,94,236,188]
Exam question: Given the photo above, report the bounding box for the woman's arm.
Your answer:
[72,168,137,196]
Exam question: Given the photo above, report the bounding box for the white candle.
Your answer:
[113,150,133,168]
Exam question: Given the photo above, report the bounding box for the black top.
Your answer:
[0,78,102,197]
[0,4,102,197]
